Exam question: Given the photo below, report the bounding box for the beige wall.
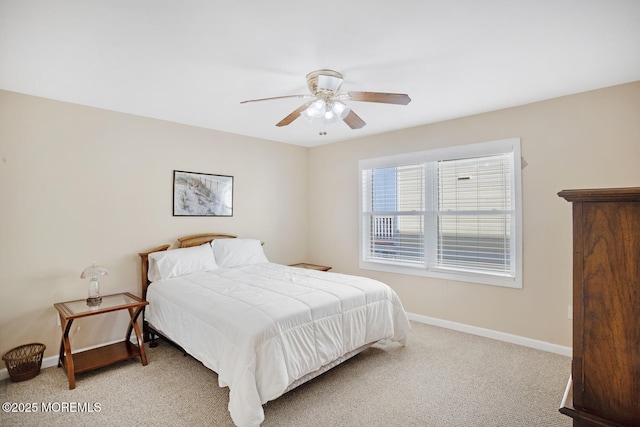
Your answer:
[0,90,309,358]
[1,82,638,360]
[308,81,640,348]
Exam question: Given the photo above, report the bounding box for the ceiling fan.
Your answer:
[240,69,411,130]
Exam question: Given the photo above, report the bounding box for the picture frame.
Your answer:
[173,170,233,217]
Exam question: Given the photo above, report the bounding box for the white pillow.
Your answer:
[148,242,218,281]
[212,238,268,268]
[147,256,162,282]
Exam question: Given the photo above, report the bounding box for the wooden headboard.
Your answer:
[138,233,237,299]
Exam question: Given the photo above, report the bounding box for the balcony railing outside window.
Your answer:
[359,138,521,288]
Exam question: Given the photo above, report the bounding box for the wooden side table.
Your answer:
[54,292,148,389]
[289,263,332,272]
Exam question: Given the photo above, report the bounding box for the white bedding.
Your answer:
[145,262,410,427]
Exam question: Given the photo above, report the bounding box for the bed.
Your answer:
[138,233,410,427]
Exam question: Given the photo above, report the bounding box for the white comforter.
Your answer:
[145,263,410,427]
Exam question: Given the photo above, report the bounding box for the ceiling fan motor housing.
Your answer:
[306,69,344,95]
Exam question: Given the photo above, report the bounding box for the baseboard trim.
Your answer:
[1,355,61,381]
[407,312,572,357]
[1,316,571,381]
[0,339,127,382]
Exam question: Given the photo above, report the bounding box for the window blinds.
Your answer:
[362,153,515,277]
[433,154,513,275]
[362,164,425,264]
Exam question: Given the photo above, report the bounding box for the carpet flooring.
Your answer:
[0,322,572,426]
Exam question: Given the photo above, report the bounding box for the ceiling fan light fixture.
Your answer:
[331,101,350,119]
[309,99,326,117]
[323,109,338,125]
[241,69,410,131]
[301,108,315,123]
[302,98,328,123]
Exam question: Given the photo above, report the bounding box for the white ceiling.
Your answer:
[1,1,639,147]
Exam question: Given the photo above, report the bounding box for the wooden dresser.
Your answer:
[558,187,640,426]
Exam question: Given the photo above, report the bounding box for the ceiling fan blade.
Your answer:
[343,109,366,129]
[240,94,308,104]
[275,101,313,127]
[346,91,411,105]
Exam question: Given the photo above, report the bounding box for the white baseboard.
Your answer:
[0,339,128,382]
[2,316,571,381]
[407,312,572,357]
[0,355,60,381]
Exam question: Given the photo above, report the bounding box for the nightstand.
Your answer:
[54,292,148,389]
[289,263,332,272]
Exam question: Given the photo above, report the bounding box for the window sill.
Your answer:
[359,260,522,289]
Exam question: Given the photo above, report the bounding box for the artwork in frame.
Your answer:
[173,170,233,217]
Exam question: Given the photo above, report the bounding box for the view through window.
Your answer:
[360,139,522,288]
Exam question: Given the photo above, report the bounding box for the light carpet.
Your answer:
[0,322,572,426]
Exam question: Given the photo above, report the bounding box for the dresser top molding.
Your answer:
[558,187,640,203]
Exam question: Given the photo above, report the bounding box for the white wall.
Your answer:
[307,81,640,348]
[0,90,309,357]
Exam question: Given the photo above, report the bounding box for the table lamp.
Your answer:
[80,262,109,306]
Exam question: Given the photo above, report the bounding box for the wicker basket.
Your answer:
[2,343,46,382]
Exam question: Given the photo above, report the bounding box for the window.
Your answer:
[359,138,522,288]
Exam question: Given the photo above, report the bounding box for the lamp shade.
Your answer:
[81,262,108,306]
[80,263,109,280]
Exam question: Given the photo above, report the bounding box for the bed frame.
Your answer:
[137,233,375,395]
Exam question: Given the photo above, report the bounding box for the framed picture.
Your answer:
[173,170,233,217]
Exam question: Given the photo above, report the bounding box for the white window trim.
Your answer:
[359,138,523,289]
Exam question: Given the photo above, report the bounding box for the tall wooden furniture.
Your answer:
[558,188,640,426]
